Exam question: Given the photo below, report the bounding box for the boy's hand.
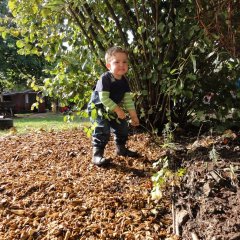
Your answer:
[128,110,139,126]
[114,106,126,119]
[130,116,140,126]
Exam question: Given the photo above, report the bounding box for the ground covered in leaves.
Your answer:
[0,126,239,240]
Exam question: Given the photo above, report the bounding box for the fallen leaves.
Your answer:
[0,130,171,239]
[0,128,239,239]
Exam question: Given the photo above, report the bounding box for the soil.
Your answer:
[0,126,239,240]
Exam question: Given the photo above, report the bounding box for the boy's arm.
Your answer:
[123,93,140,126]
[128,109,140,126]
[99,91,126,119]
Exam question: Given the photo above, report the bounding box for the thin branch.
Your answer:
[104,0,128,47]
[67,4,105,67]
[118,0,138,29]
[155,0,159,53]
[82,3,108,37]
[78,11,105,52]
[67,5,95,51]
[103,0,143,92]
[133,0,148,62]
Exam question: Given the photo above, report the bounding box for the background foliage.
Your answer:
[0,0,47,92]
[1,0,240,130]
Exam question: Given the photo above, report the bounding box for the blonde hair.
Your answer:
[105,46,128,63]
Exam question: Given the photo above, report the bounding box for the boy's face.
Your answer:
[106,52,128,79]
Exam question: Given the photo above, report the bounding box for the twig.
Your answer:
[197,123,203,140]
[139,124,162,147]
[172,186,177,235]
[209,170,223,183]
[191,231,199,240]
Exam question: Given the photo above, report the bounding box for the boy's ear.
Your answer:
[106,63,111,70]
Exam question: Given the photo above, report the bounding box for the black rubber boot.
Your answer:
[92,147,109,166]
[116,145,139,157]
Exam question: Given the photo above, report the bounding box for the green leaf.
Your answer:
[142,90,148,96]
[168,22,173,28]
[158,22,165,32]
[41,8,51,18]
[206,51,215,59]
[177,168,186,177]
[8,0,16,11]
[170,69,178,75]
[137,26,146,34]
[32,4,38,14]
[148,107,153,114]
[186,73,197,80]
[1,31,7,39]
[16,40,25,48]
[47,0,65,11]
[153,58,159,65]
[11,30,19,37]
[184,90,193,98]
[90,109,97,120]
[31,102,39,110]
[190,53,196,73]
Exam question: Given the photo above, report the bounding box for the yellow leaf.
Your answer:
[10,209,25,216]
[1,31,7,39]
[8,0,16,11]
[32,4,38,14]
[41,8,51,18]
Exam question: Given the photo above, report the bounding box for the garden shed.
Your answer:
[2,90,46,114]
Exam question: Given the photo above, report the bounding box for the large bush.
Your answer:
[1,0,239,130]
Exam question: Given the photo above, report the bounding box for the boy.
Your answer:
[88,46,140,166]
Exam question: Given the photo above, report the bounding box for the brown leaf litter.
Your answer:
[0,128,239,240]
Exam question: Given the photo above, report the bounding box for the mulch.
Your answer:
[0,127,239,239]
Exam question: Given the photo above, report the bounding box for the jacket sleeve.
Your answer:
[99,91,117,111]
[123,92,135,110]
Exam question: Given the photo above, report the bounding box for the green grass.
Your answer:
[0,112,89,137]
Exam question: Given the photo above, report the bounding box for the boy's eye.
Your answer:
[112,60,128,64]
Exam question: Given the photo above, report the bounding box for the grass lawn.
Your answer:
[0,112,89,137]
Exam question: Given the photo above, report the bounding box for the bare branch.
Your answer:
[104,0,128,47]
[67,4,105,67]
